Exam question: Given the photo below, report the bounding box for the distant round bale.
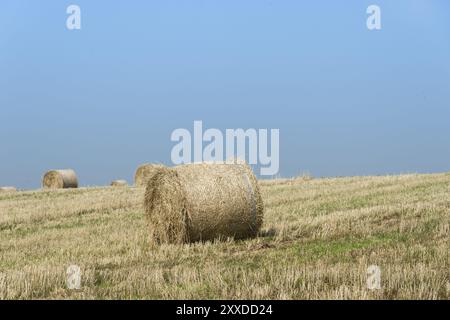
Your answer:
[110,180,128,187]
[42,169,78,189]
[144,162,264,244]
[0,187,17,193]
[134,164,165,187]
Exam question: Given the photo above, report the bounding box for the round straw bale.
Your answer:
[144,162,264,244]
[42,169,78,189]
[111,180,128,187]
[134,164,165,187]
[0,187,17,193]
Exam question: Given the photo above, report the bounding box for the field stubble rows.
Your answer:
[0,173,449,299]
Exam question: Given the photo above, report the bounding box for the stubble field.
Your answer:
[0,173,448,299]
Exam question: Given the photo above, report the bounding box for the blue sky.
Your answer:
[1,1,449,189]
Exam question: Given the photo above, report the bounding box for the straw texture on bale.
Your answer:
[0,187,17,193]
[42,169,78,189]
[144,162,264,244]
[134,164,165,187]
[110,180,128,187]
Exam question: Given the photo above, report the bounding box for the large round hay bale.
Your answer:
[144,162,264,244]
[42,169,78,189]
[0,187,17,193]
[111,180,128,187]
[134,164,165,187]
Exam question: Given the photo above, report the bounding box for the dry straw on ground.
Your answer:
[110,180,128,187]
[144,162,264,244]
[42,169,78,189]
[134,164,165,187]
[0,187,17,193]
[0,173,448,299]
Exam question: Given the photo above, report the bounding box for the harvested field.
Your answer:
[0,173,448,299]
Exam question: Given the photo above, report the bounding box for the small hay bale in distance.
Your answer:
[110,180,128,187]
[42,169,78,189]
[0,187,17,193]
[134,163,165,187]
[144,162,264,244]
